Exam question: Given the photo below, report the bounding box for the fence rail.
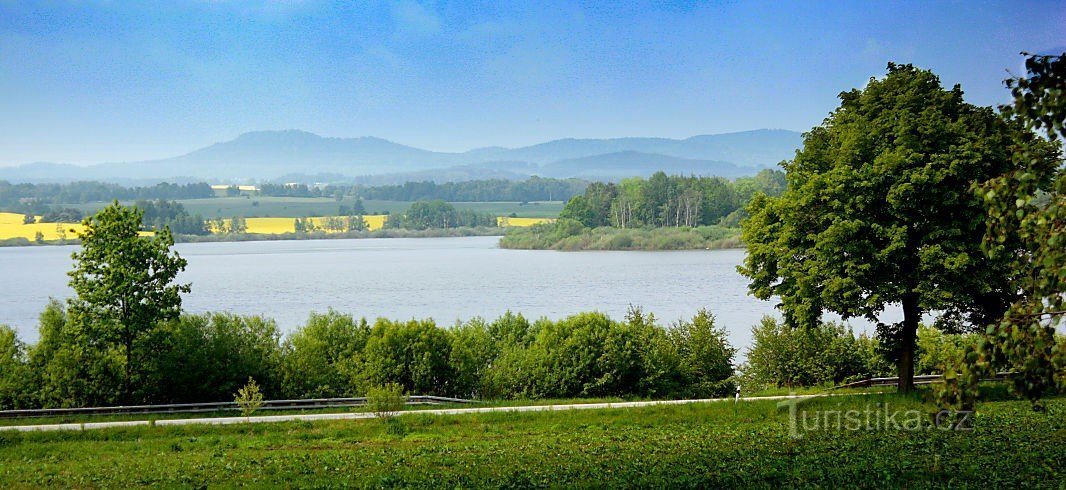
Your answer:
[833,372,1015,390]
[0,395,476,419]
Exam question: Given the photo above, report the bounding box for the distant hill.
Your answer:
[539,151,748,179]
[467,129,800,168]
[0,129,801,184]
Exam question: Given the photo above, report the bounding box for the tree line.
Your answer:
[258,177,588,203]
[0,303,739,408]
[348,177,588,202]
[136,199,211,235]
[385,200,497,230]
[0,181,213,215]
[558,169,785,229]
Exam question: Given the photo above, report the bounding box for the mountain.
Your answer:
[0,129,801,184]
[465,129,801,168]
[539,151,748,179]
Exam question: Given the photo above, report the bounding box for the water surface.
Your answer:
[0,236,871,353]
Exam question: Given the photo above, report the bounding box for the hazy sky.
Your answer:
[1,1,1063,166]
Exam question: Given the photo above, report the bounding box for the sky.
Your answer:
[0,1,1063,166]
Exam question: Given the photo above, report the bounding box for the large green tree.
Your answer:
[67,202,189,403]
[740,63,1050,392]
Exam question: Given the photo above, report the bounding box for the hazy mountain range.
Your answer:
[0,129,802,185]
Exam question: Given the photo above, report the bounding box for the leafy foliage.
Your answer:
[0,181,213,216]
[5,306,742,408]
[943,53,1066,408]
[743,317,887,388]
[557,170,784,229]
[0,325,31,410]
[740,63,1049,391]
[234,377,264,417]
[365,382,407,420]
[392,200,496,229]
[67,202,189,402]
[142,313,283,404]
[280,311,369,399]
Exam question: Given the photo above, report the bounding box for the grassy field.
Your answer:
[1,394,1061,488]
[69,197,565,219]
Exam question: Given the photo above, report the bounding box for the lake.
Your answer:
[0,236,885,355]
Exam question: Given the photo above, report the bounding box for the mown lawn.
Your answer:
[0,395,1062,488]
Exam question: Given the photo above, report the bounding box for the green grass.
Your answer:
[0,397,630,427]
[501,223,744,251]
[1,394,1062,488]
[69,198,565,219]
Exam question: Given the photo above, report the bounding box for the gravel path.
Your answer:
[1,394,817,432]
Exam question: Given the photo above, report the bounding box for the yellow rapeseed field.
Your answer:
[0,211,548,242]
[497,217,556,227]
[245,217,298,234]
[0,212,84,241]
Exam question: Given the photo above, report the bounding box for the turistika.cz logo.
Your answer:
[776,395,974,439]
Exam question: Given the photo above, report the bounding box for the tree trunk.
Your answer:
[124,334,133,404]
[898,293,920,393]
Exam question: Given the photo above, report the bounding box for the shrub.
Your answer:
[915,326,978,375]
[668,309,737,398]
[0,325,32,410]
[359,319,454,395]
[234,377,264,417]
[366,382,407,420]
[141,313,283,404]
[280,311,370,399]
[743,317,888,389]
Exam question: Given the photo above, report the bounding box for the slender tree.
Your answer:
[740,63,1051,392]
[67,201,189,403]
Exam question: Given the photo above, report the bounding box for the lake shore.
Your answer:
[500,224,744,251]
[0,226,504,248]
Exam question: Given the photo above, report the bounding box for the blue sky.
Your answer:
[0,1,1063,165]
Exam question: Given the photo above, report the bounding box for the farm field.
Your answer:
[0,394,1061,487]
[4,202,554,241]
[0,212,82,241]
[496,216,555,227]
[69,197,565,219]
[233,215,389,234]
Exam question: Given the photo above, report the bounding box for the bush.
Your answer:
[743,317,888,389]
[234,377,264,417]
[359,319,454,395]
[28,300,124,408]
[916,326,978,375]
[14,306,755,408]
[668,309,737,398]
[366,382,407,420]
[141,313,283,404]
[0,325,32,410]
[280,311,370,399]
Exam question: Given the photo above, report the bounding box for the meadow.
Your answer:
[0,394,1061,488]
